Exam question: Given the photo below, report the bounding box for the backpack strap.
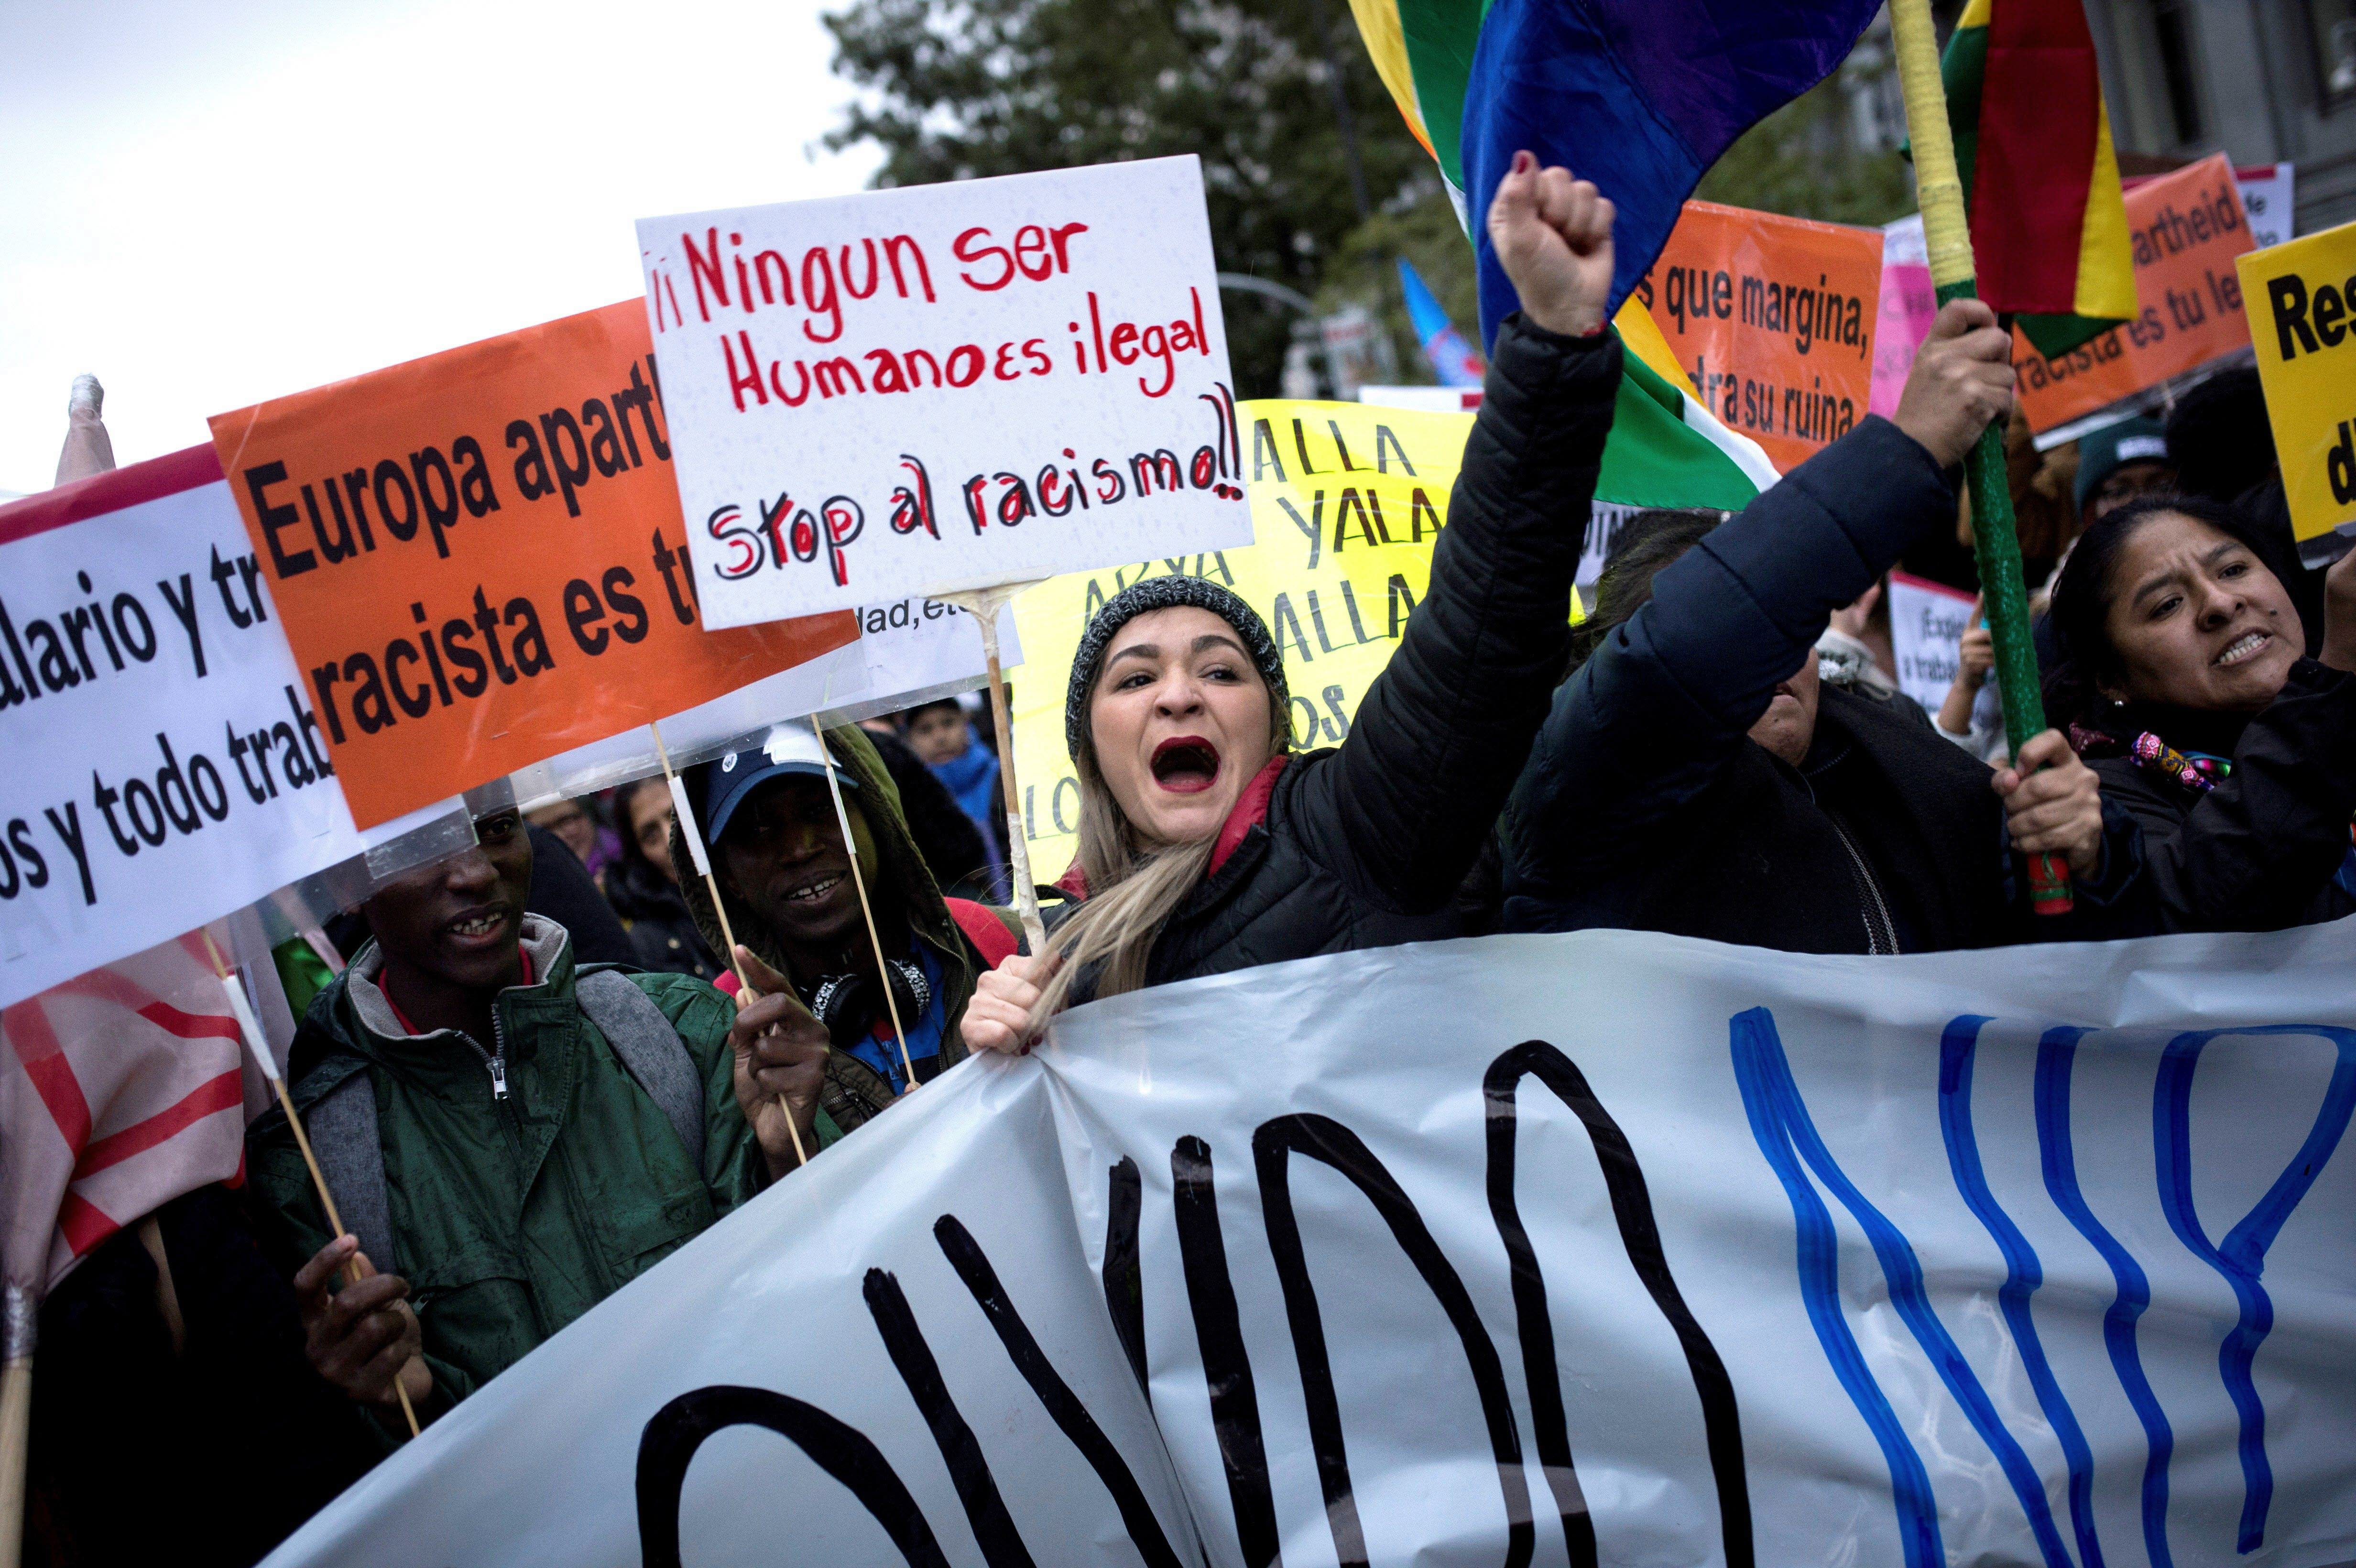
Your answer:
[576,970,706,1170]
[304,1067,397,1278]
[946,898,1023,967]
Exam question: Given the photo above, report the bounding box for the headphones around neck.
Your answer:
[806,958,930,1049]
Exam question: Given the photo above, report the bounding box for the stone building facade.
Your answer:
[2084,0,2356,233]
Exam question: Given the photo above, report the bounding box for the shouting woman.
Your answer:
[962,151,1622,1051]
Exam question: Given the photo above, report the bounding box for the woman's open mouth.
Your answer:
[1150,736,1222,795]
[2215,629,2272,668]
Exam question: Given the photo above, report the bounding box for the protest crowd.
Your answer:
[6,1,2355,1563]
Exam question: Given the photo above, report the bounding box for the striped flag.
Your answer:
[2,931,248,1301]
[1602,300,1779,507]
[1348,0,1808,512]
[1345,0,1879,346]
[1940,0,2138,357]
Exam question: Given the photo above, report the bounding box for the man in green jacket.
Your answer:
[247,806,826,1428]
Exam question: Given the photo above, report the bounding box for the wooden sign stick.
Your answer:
[807,717,917,1091]
[202,931,420,1437]
[650,722,809,1168]
[0,1281,29,1568]
[934,582,1049,954]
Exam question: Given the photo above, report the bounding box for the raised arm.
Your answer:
[1289,154,1622,910]
[1501,300,2012,899]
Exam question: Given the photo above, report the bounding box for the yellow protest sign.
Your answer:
[2239,218,2356,552]
[1012,398,1574,883]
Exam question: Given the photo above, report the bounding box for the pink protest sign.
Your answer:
[1870,216,1936,419]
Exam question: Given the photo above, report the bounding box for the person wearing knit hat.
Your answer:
[960,148,1628,1055]
[2072,414,2175,527]
[1061,577,1290,760]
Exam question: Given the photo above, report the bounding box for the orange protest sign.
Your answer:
[1635,200,1882,473]
[209,302,857,828]
[2015,155,2256,435]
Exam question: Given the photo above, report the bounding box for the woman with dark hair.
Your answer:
[2045,493,2356,930]
[960,152,1625,1051]
[605,776,724,980]
[1495,302,2146,953]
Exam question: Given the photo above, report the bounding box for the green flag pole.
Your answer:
[1888,0,2072,914]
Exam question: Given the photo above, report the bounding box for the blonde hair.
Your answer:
[1028,670,1289,1028]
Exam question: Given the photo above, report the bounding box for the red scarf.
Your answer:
[1051,755,1290,897]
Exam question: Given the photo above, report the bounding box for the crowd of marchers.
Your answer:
[23,156,2355,1568]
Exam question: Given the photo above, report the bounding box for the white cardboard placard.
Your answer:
[637,157,1252,627]
[0,459,459,1008]
[1887,568,1977,714]
[2237,162,2296,252]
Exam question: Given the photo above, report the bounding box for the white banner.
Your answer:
[1888,568,1976,716]
[266,920,2356,1567]
[0,454,459,1008]
[637,158,1252,627]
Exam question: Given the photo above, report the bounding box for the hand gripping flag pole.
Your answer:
[1889,0,2073,914]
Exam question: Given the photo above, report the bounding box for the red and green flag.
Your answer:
[1942,0,2138,357]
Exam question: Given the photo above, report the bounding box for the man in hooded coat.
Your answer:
[677,723,1022,1134]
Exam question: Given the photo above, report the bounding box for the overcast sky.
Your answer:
[0,0,879,495]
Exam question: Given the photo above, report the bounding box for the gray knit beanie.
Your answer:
[1064,577,1289,760]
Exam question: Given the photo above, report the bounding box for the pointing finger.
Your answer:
[732,945,791,1001]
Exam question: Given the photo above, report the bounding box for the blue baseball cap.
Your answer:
[700,726,857,847]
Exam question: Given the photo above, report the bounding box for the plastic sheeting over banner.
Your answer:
[266,919,2356,1568]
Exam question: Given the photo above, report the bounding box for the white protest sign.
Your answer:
[267,919,2356,1568]
[2238,162,2296,252]
[0,450,458,1009]
[637,157,1253,628]
[846,596,1023,719]
[1887,567,1976,713]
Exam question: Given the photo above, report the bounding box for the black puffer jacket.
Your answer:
[1069,314,1620,992]
[1500,416,2146,951]
[525,823,635,966]
[2075,663,2356,931]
